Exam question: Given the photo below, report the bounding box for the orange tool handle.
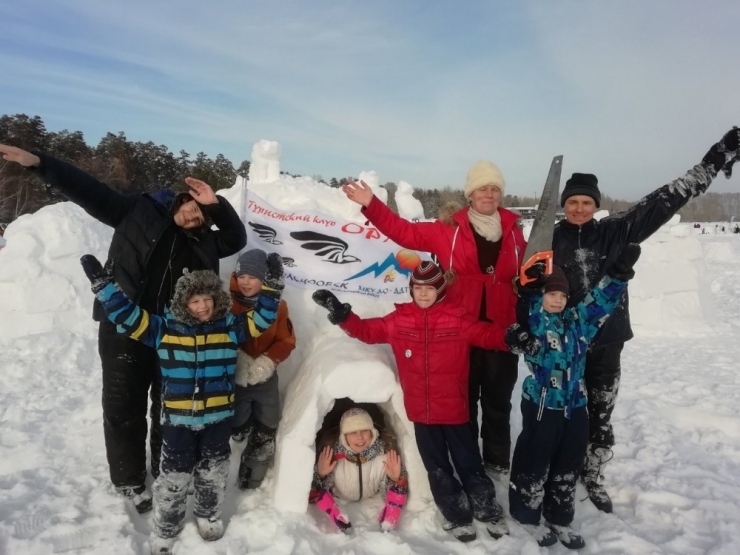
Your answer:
[519,250,553,285]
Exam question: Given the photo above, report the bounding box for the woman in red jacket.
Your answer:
[343,161,526,476]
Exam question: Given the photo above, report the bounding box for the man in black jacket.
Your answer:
[552,127,740,513]
[0,143,247,513]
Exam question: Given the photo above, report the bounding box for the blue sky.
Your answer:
[1,0,739,199]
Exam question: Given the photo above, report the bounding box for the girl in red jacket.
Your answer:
[313,262,535,543]
[343,164,526,477]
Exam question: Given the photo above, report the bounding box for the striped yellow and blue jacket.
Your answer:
[95,281,278,428]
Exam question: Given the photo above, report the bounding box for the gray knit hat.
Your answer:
[235,249,267,281]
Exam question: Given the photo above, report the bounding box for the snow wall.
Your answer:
[0,142,721,515]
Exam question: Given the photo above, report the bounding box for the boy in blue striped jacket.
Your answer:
[505,244,640,550]
[81,253,283,555]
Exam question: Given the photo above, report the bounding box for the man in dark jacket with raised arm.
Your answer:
[552,127,740,513]
[0,143,247,513]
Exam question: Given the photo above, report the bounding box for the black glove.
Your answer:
[515,260,547,294]
[505,324,540,356]
[702,126,740,179]
[261,253,284,301]
[80,255,114,293]
[312,289,351,325]
[608,243,641,281]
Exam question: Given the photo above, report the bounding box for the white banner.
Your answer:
[243,190,426,300]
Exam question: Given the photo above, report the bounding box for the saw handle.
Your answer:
[519,251,553,285]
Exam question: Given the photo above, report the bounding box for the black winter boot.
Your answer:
[581,443,614,513]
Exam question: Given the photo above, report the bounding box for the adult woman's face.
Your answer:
[468,185,501,216]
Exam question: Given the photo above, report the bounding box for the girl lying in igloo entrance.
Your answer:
[309,407,408,533]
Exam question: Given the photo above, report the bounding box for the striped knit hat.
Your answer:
[409,261,447,304]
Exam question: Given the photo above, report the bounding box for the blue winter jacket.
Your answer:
[95,282,278,428]
[521,275,627,418]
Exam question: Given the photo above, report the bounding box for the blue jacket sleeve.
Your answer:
[94,282,165,348]
[574,275,627,342]
[233,286,281,344]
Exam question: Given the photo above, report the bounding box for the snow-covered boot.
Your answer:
[120,485,153,514]
[581,444,614,513]
[196,517,224,541]
[238,423,276,490]
[548,523,586,550]
[485,514,510,539]
[520,523,558,547]
[378,486,407,532]
[149,535,174,555]
[316,489,352,534]
[442,520,477,542]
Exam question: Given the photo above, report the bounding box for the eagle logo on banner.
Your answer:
[289,231,361,264]
[248,222,283,245]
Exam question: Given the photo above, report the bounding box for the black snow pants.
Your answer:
[414,422,500,526]
[509,401,588,526]
[468,348,520,469]
[584,342,624,448]
[99,321,162,490]
[152,420,231,539]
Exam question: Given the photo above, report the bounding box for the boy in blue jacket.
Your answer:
[506,244,640,550]
[80,253,283,555]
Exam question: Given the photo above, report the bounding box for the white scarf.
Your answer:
[467,207,503,242]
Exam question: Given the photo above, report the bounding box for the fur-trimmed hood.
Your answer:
[438,201,464,225]
[169,270,232,326]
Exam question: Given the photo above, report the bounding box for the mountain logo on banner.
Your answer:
[346,249,422,282]
[248,222,283,245]
[289,231,361,264]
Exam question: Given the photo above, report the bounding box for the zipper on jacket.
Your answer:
[192,333,200,415]
[356,459,364,501]
[424,310,430,423]
[537,387,547,421]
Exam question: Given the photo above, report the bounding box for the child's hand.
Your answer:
[317,446,337,478]
[313,289,352,324]
[383,450,402,482]
[80,254,114,293]
[505,323,540,356]
[263,253,285,293]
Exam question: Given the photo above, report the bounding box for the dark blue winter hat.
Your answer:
[561,173,601,209]
[235,249,267,281]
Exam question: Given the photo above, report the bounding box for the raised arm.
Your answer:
[186,177,246,257]
[575,245,640,340]
[312,289,391,344]
[615,127,740,245]
[80,255,164,347]
[343,180,443,252]
[0,144,135,227]
[236,253,284,343]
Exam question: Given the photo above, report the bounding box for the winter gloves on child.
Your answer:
[607,244,641,282]
[313,290,351,325]
[505,324,541,356]
[702,126,740,179]
[80,254,114,293]
[515,260,548,294]
[262,252,285,301]
[235,352,277,387]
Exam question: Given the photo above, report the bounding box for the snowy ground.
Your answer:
[1,223,740,554]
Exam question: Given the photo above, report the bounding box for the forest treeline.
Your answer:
[1,114,738,227]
